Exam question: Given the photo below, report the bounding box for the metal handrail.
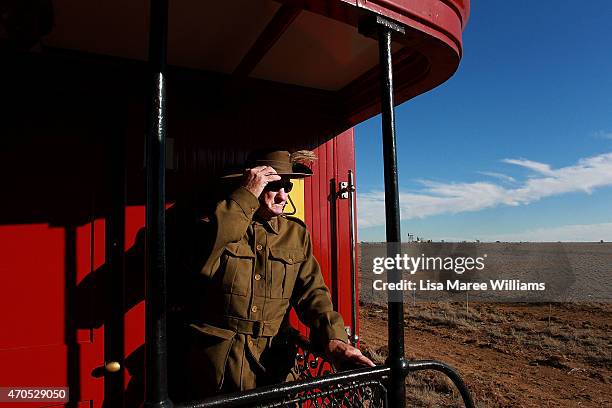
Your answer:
[176,366,391,408]
[347,170,359,346]
[175,359,475,408]
[175,328,475,408]
[406,360,475,408]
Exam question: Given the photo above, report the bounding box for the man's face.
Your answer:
[257,178,293,219]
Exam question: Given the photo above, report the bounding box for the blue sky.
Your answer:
[355,1,612,242]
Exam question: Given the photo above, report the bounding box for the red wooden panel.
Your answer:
[86,218,105,408]
[323,134,334,286]
[333,129,359,339]
[0,225,65,349]
[291,128,357,341]
[124,205,146,392]
[76,223,94,344]
[0,222,103,407]
[125,206,145,250]
[317,135,331,287]
[92,219,105,271]
[79,336,104,407]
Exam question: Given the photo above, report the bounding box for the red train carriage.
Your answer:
[0,0,470,407]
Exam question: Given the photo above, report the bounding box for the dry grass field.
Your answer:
[356,238,612,406]
[359,242,612,304]
[359,301,611,407]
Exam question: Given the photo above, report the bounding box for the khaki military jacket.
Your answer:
[187,187,348,398]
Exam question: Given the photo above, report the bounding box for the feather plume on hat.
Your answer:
[222,150,316,179]
[291,150,317,165]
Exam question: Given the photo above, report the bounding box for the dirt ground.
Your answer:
[358,302,611,407]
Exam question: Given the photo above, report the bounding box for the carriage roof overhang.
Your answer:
[6,0,468,132]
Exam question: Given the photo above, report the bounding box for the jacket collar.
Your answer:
[253,215,279,234]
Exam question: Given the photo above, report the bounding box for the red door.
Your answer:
[292,128,359,342]
[0,222,105,407]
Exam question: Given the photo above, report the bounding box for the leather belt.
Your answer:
[206,315,283,338]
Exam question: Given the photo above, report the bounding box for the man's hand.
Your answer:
[325,339,375,369]
[242,166,282,198]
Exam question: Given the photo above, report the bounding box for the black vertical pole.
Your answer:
[379,25,406,408]
[357,15,408,408]
[361,16,477,408]
[144,0,172,407]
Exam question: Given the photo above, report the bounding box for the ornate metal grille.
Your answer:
[246,331,388,407]
[255,379,387,408]
[292,337,335,380]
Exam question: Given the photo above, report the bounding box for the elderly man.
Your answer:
[186,150,373,399]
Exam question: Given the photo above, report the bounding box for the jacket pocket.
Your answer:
[221,242,254,296]
[268,247,305,299]
[188,323,236,392]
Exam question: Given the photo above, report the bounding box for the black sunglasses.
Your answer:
[265,180,293,193]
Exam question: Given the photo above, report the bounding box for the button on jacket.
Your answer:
[187,187,348,398]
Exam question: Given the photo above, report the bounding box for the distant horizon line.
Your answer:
[358,240,609,244]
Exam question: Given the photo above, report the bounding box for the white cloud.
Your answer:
[480,222,612,242]
[357,152,612,228]
[478,171,516,183]
[415,222,612,242]
[593,130,612,140]
[501,158,554,175]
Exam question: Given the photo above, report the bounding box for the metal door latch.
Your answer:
[338,181,355,199]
